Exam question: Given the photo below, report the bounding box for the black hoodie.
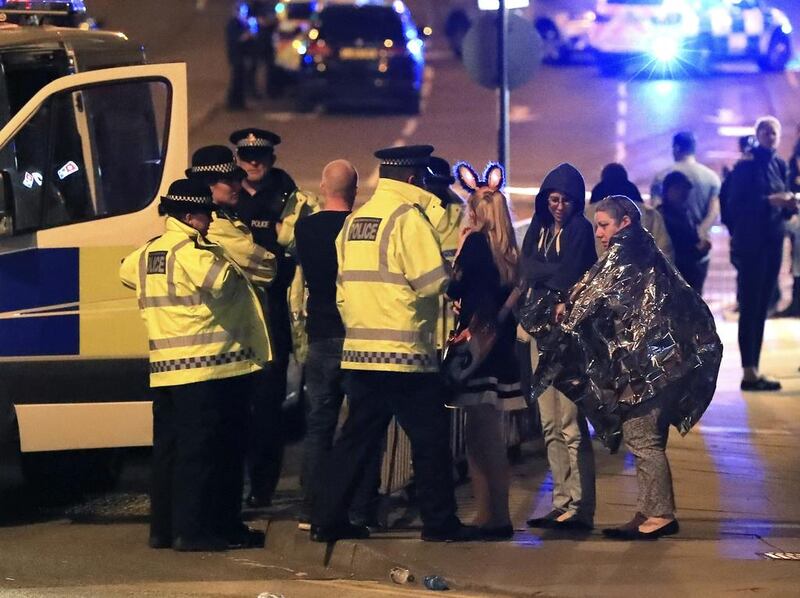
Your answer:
[520,163,597,295]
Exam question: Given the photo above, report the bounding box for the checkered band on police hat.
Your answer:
[229,128,281,151]
[374,144,434,168]
[188,161,238,175]
[160,179,214,210]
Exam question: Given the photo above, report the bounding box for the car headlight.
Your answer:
[651,36,681,63]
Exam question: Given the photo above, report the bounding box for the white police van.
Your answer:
[589,0,793,76]
[0,1,188,492]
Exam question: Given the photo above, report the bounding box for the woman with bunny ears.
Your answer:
[519,163,598,533]
[446,162,527,541]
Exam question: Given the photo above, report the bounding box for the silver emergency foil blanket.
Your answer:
[529,225,723,436]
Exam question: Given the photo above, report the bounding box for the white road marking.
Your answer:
[718,125,755,137]
[263,111,320,123]
[367,67,436,188]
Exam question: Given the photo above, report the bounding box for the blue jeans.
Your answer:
[301,338,380,523]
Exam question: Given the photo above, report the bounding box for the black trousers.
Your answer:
[150,375,251,543]
[227,58,246,109]
[247,351,289,502]
[736,239,783,369]
[312,371,459,533]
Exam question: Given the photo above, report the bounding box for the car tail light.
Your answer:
[308,40,333,59]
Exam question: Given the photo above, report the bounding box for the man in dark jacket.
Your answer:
[230,127,298,507]
[519,163,597,532]
[725,116,797,391]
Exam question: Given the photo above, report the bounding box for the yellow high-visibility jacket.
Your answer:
[207,208,277,288]
[432,196,466,349]
[336,178,450,373]
[120,217,271,387]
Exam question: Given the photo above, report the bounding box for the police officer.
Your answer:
[226,3,254,110]
[119,179,271,551]
[186,145,276,288]
[424,155,466,349]
[310,145,479,543]
[230,128,297,508]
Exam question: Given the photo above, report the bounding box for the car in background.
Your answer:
[271,0,317,90]
[0,0,96,28]
[295,0,425,113]
[589,0,794,76]
[444,0,596,64]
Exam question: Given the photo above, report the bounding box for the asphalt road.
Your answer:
[90,0,800,210]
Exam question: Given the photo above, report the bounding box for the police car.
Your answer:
[0,0,95,28]
[589,0,794,76]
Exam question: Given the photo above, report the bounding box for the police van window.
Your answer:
[2,50,72,117]
[6,80,168,233]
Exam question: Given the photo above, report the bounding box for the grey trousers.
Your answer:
[622,400,676,518]
[530,339,596,521]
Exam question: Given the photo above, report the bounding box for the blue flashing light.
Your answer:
[275,2,286,14]
[406,38,423,60]
[781,22,792,35]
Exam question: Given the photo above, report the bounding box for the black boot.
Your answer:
[775,276,800,318]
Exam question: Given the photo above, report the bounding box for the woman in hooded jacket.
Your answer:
[519,163,598,531]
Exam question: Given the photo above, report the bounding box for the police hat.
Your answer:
[159,179,216,215]
[186,145,247,181]
[427,156,455,185]
[374,144,434,168]
[229,128,281,160]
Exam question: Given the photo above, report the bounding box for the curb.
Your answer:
[263,519,406,580]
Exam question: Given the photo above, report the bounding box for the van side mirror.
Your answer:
[0,171,14,237]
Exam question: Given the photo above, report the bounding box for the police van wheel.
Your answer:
[758,32,792,72]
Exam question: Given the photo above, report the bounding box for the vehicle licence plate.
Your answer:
[340,47,379,60]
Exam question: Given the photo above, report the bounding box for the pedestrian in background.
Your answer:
[519,163,597,532]
[186,145,276,288]
[226,2,254,111]
[295,160,381,530]
[120,179,270,551]
[658,171,711,293]
[651,131,721,291]
[586,163,673,260]
[230,128,298,508]
[775,124,800,318]
[446,162,526,541]
[725,116,797,391]
[311,145,479,543]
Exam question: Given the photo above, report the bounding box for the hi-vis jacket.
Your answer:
[336,178,450,373]
[432,195,466,349]
[207,208,277,288]
[120,217,271,388]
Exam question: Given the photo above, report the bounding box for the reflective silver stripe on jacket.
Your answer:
[408,264,448,292]
[339,204,414,286]
[341,349,435,368]
[201,259,227,291]
[149,330,234,350]
[140,295,203,308]
[346,327,427,343]
[150,348,256,373]
[167,239,193,297]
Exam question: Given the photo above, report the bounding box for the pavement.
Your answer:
[247,318,800,598]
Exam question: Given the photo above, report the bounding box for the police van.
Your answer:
[589,0,794,76]
[0,1,187,490]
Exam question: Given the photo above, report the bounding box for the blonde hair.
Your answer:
[468,189,519,286]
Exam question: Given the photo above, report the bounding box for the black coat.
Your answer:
[726,145,790,255]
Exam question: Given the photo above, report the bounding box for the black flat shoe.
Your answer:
[526,509,566,529]
[601,512,646,538]
[245,494,272,509]
[310,522,370,543]
[148,535,171,549]
[227,526,266,549]
[421,523,482,542]
[479,524,514,541]
[740,377,781,392]
[605,519,679,541]
[173,535,227,552]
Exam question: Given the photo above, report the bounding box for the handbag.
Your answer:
[440,288,520,389]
